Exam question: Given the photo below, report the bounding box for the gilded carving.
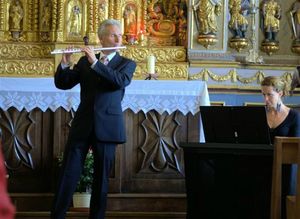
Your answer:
[0,43,52,58]
[0,60,54,76]
[120,46,186,62]
[189,69,294,86]
[146,0,187,46]
[133,63,188,80]
[0,0,5,31]
[139,111,183,174]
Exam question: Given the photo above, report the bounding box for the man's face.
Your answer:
[99,25,122,53]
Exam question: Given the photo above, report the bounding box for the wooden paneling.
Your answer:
[0,107,200,210]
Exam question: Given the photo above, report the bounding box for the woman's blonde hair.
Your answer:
[261,76,290,97]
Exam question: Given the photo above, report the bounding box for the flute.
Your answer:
[50,46,127,55]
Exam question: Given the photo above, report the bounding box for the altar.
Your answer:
[0,78,209,114]
[0,78,209,198]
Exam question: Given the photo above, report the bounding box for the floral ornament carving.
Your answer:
[0,110,34,170]
[139,111,182,174]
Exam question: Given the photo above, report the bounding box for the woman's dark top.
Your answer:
[269,108,300,219]
[269,108,300,143]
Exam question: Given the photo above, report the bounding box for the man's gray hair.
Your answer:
[98,19,121,37]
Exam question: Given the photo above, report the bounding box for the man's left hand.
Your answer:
[82,46,97,64]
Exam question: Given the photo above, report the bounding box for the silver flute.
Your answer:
[50,46,126,55]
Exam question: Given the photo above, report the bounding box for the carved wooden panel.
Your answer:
[0,107,201,194]
[0,108,53,192]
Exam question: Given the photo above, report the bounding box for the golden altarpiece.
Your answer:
[0,0,300,217]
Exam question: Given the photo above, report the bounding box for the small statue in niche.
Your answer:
[41,1,51,30]
[178,7,187,46]
[123,4,137,44]
[228,0,248,39]
[290,0,300,54]
[290,0,300,41]
[123,5,137,35]
[192,0,222,35]
[69,4,81,35]
[261,0,281,42]
[148,0,163,20]
[9,0,24,31]
[166,0,179,19]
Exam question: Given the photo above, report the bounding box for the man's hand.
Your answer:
[82,46,97,64]
[61,46,74,65]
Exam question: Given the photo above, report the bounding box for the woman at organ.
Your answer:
[261,76,300,219]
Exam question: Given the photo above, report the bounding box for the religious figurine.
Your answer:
[123,4,137,44]
[260,0,281,55]
[69,4,81,35]
[261,0,281,42]
[9,0,24,31]
[41,2,51,30]
[290,0,300,54]
[290,0,300,40]
[228,0,249,52]
[228,0,248,39]
[192,0,222,35]
[192,0,222,48]
[165,0,179,19]
[148,0,163,20]
[123,5,136,34]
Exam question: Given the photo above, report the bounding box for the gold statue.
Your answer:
[9,0,24,31]
[261,0,281,42]
[228,0,248,39]
[123,5,137,35]
[290,0,300,41]
[41,2,51,30]
[192,0,222,35]
[69,4,81,35]
[166,0,179,19]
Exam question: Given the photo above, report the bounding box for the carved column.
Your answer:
[56,0,64,42]
[0,0,5,39]
[86,0,95,42]
[142,0,147,33]
[108,0,114,18]
[114,0,121,20]
[94,0,99,31]
[50,0,57,41]
[26,0,39,41]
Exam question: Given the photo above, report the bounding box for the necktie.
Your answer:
[100,56,109,65]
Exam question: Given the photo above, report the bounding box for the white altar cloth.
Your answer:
[0,78,210,115]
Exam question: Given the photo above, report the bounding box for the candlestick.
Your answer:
[147,55,155,74]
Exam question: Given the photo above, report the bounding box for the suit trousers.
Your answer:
[51,135,116,219]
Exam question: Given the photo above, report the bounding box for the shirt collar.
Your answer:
[100,52,116,62]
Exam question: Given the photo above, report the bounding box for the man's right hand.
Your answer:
[61,46,74,65]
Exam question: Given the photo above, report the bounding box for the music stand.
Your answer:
[200,106,272,145]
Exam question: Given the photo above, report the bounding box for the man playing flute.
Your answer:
[51,19,136,219]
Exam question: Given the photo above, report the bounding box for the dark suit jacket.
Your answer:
[54,52,136,143]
